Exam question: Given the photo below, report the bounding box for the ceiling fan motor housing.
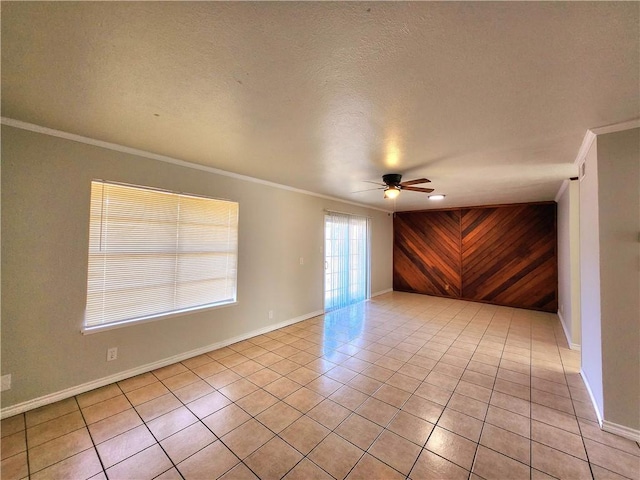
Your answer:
[382,174,402,186]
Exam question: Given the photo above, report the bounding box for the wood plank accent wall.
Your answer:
[393,202,557,312]
[394,210,462,297]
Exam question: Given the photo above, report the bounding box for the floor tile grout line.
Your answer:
[25,400,111,477]
[468,307,515,479]
[212,387,350,479]
[240,304,454,477]
[528,308,534,480]
[109,384,185,480]
[107,330,342,477]
[149,363,262,479]
[33,396,107,479]
[74,395,110,476]
[175,341,348,478]
[570,420,640,456]
[401,304,496,478]
[312,307,445,478]
[547,322,598,479]
[10,295,635,480]
[22,415,32,480]
[457,307,504,480]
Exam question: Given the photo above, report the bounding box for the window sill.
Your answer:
[81,300,238,335]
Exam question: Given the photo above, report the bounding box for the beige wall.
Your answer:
[1,125,393,409]
[557,179,581,349]
[597,128,640,431]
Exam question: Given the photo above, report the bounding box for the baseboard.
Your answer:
[0,309,323,419]
[579,371,640,442]
[557,310,581,351]
[371,288,393,297]
[580,368,604,427]
[602,420,640,442]
[557,310,571,347]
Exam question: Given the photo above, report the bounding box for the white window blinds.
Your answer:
[324,212,370,311]
[85,181,238,330]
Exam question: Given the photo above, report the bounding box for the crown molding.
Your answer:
[1,117,392,214]
[590,118,640,136]
[573,130,597,167]
[574,119,640,167]
[554,179,569,203]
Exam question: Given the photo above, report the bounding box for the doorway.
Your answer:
[324,212,370,311]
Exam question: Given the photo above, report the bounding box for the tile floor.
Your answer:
[2,292,639,479]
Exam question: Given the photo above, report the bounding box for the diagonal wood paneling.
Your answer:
[461,203,557,312]
[392,202,558,312]
[393,210,461,297]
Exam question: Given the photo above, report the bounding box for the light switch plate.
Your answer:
[1,374,12,392]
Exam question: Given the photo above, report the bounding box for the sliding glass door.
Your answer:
[324,212,370,311]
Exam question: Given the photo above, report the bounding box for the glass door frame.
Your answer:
[323,211,371,312]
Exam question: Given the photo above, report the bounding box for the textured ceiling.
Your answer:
[2,2,638,211]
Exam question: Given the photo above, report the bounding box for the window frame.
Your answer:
[82,180,239,334]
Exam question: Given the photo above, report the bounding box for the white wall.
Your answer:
[0,125,393,411]
[579,140,603,420]
[569,181,581,348]
[579,127,640,435]
[597,128,640,432]
[556,179,581,349]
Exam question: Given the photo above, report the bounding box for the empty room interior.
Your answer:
[1,2,639,480]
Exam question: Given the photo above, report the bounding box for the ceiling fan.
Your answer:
[363,174,435,199]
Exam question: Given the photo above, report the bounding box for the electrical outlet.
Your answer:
[107,347,118,362]
[1,374,11,392]
[268,310,274,320]
[299,257,304,265]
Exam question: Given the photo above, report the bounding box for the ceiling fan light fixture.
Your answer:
[428,194,446,200]
[384,186,400,199]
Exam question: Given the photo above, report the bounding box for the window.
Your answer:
[84,180,238,332]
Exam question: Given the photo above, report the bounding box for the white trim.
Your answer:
[602,420,640,443]
[0,117,392,214]
[560,316,573,350]
[557,310,581,351]
[574,130,597,166]
[590,118,640,136]
[573,119,640,167]
[371,288,393,297]
[83,301,239,335]
[578,159,587,182]
[580,368,604,427]
[554,179,570,203]
[0,309,323,419]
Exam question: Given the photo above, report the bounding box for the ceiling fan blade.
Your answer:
[402,186,435,193]
[363,180,386,186]
[399,178,431,186]
[352,187,385,193]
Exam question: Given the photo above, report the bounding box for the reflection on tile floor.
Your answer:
[2,292,639,479]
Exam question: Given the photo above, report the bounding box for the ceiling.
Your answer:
[2,2,638,211]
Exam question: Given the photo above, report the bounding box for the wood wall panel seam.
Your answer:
[393,203,558,312]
